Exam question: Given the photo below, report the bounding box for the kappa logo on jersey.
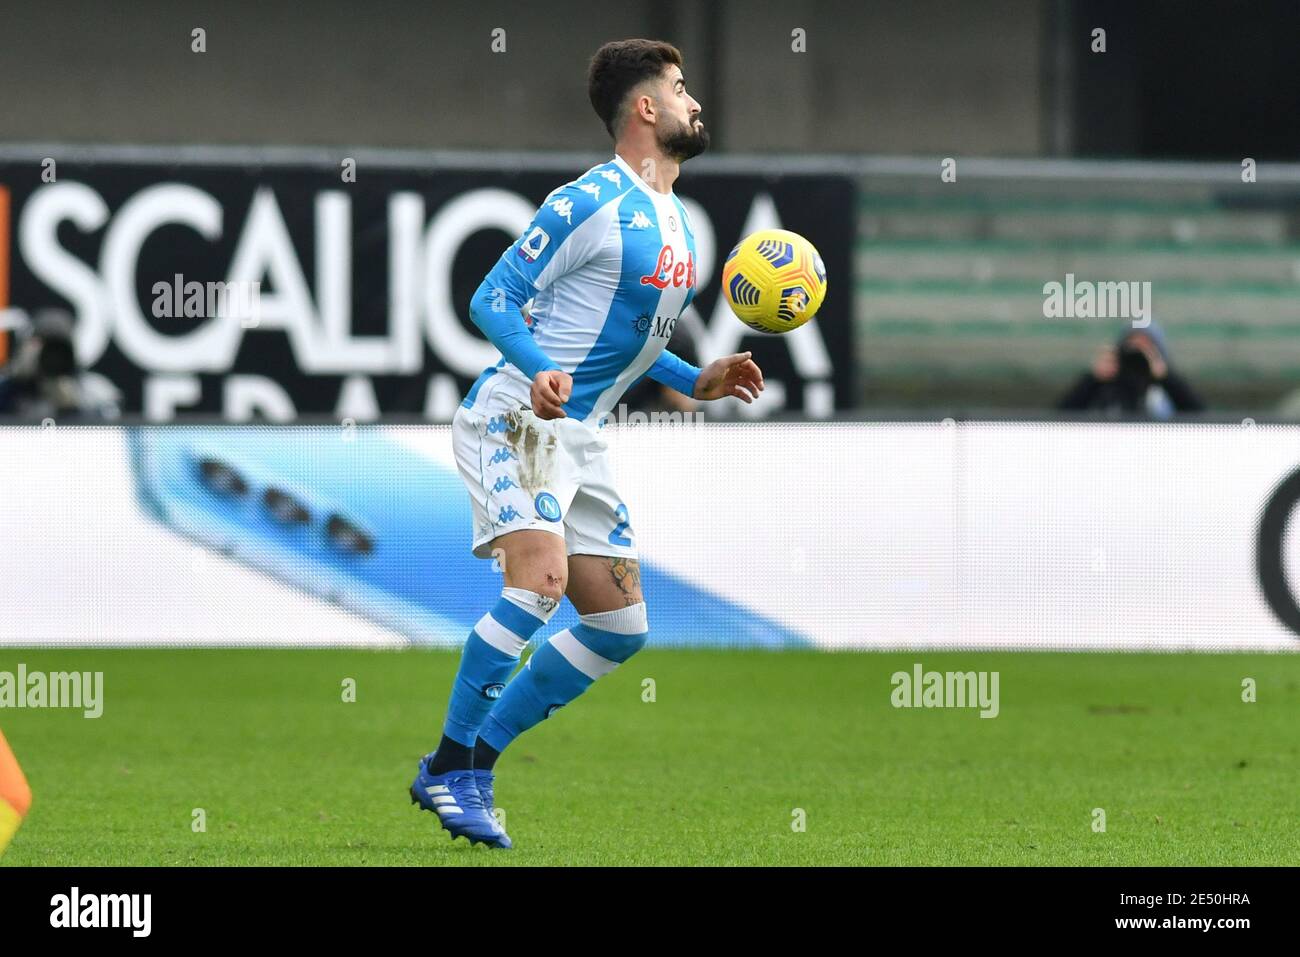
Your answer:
[518,226,550,263]
[547,196,574,224]
[639,245,697,289]
[629,210,653,230]
[599,169,623,187]
[578,182,601,199]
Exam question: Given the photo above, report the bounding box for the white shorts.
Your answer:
[452,402,637,560]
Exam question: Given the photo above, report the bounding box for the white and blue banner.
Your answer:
[1,421,1299,651]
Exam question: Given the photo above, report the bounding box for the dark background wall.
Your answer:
[1069,0,1300,159]
[0,0,1043,154]
[6,0,1293,159]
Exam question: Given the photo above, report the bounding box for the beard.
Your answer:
[659,115,710,161]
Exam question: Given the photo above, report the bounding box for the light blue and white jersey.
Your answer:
[462,154,702,426]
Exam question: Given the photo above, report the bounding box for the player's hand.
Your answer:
[532,370,572,419]
[693,352,765,403]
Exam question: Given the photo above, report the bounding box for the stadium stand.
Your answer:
[856,173,1300,411]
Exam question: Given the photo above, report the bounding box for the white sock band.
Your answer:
[549,628,619,680]
[503,587,561,623]
[578,602,648,636]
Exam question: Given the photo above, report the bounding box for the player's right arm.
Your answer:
[468,179,620,418]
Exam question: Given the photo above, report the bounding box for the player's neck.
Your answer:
[614,144,679,195]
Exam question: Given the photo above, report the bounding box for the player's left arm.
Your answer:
[644,348,702,397]
[687,350,764,403]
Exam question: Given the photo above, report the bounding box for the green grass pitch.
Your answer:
[1,648,1296,866]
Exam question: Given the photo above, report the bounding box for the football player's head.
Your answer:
[588,39,709,161]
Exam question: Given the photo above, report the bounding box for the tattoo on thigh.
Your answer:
[607,558,641,602]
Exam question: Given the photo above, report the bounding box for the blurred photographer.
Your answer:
[0,310,120,420]
[1057,323,1204,419]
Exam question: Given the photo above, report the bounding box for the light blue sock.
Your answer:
[442,588,558,746]
[480,603,649,755]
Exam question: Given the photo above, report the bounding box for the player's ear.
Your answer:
[635,91,656,124]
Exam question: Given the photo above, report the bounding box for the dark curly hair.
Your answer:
[587,39,683,139]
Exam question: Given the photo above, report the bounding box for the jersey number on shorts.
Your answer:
[608,503,632,547]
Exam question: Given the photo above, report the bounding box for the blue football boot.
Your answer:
[409,755,511,849]
[474,769,498,816]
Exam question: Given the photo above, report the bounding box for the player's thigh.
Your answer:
[565,553,643,614]
[490,528,569,600]
[563,482,642,613]
[453,403,578,592]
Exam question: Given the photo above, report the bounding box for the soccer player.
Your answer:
[410,39,764,848]
[0,729,31,857]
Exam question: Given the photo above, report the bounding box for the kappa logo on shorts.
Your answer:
[492,476,517,493]
[498,505,524,523]
[534,492,562,522]
[486,415,509,434]
[487,448,516,466]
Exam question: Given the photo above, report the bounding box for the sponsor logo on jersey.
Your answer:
[639,245,696,290]
[633,313,677,339]
[652,315,677,339]
[518,226,550,263]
